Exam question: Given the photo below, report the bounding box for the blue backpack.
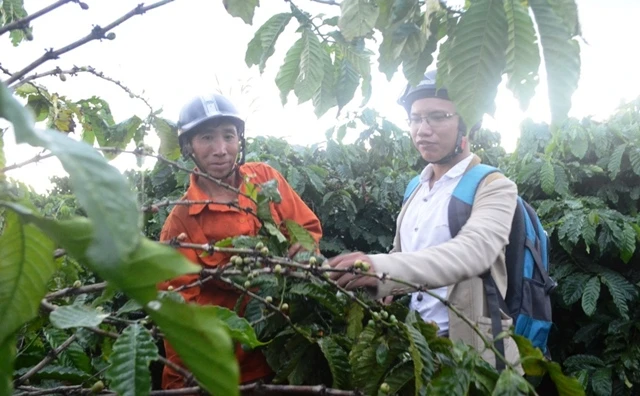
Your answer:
[403,164,557,369]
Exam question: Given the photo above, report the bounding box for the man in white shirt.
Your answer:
[327,69,521,368]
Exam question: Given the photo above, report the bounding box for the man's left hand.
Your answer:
[327,251,378,289]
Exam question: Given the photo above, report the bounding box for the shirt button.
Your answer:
[414,227,418,231]
[423,198,428,202]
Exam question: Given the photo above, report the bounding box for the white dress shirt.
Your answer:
[400,154,473,335]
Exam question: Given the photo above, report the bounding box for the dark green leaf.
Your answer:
[403,315,435,390]
[427,366,472,395]
[492,369,530,395]
[105,324,158,396]
[294,29,327,104]
[376,340,389,365]
[629,147,640,176]
[312,47,337,117]
[600,271,636,320]
[0,209,56,348]
[50,305,110,329]
[447,0,508,126]
[338,0,380,41]
[264,222,287,244]
[13,364,92,382]
[530,0,581,124]
[117,299,144,315]
[590,368,612,396]
[206,306,266,348]
[275,35,304,105]
[381,360,414,395]
[504,0,541,110]
[547,0,581,36]
[318,336,351,389]
[0,336,15,396]
[284,219,317,252]
[607,143,627,179]
[581,276,600,316]
[289,282,341,316]
[346,302,364,341]
[246,13,293,73]
[0,83,141,270]
[223,0,259,24]
[153,117,180,161]
[561,272,590,305]
[146,299,239,396]
[541,159,556,195]
[335,56,360,110]
[563,354,605,371]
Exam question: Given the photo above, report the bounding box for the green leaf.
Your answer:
[554,164,569,196]
[382,360,414,395]
[245,13,293,73]
[1,0,31,46]
[447,0,508,127]
[427,366,472,395]
[346,302,364,341]
[530,0,581,125]
[0,209,56,347]
[607,143,627,179]
[117,299,144,316]
[45,328,91,373]
[563,354,605,371]
[0,337,15,396]
[318,336,351,389]
[546,360,586,396]
[349,325,380,392]
[105,324,158,396]
[264,222,287,244]
[547,0,581,36]
[541,159,556,195]
[146,299,239,396]
[312,47,338,117]
[402,22,438,86]
[284,219,317,252]
[335,56,360,110]
[570,134,589,160]
[223,0,259,24]
[289,282,342,316]
[512,334,546,377]
[98,116,143,157]
[294,29,327,104]
[2,206,200,305]
[403,315,435,391]
[492,369,530,395]
[504,0,541,110]
[153,117,180,161]
[275,35,304,105]
[338,0,380,41]
[206,306,265,348]
[590,368,612,396]
[600,271,636,320]
[50,305,110,329]
[581,276,600,316]
[376,340,389,365]
[13,364,92,382]
[628,147,640,176]
[0,83,141,270]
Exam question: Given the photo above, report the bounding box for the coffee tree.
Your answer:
[1,0,585,395]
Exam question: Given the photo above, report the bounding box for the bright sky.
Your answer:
[2,0,639,194]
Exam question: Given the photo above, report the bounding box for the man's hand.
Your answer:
[327,251,378,289]
[287,242,306,259]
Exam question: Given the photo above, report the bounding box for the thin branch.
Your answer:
[1,152,54,173]
[4,0,176,85]
[157,356,196,387]
[14,333,77,386]
[0,63,13,77]
[46,281,108,300]
[13,66,154,113]
[0,0,78,37]
[308,0,341,5]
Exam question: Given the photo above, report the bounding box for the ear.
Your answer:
[460,136,468,151]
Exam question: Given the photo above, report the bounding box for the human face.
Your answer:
[190,121,240,180]
[409,97,460,163]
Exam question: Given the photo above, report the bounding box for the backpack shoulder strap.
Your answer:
[402,174,421,204]
[448,164,501,237]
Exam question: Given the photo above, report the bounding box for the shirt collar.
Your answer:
[185,166,247,216]
[419,153,474,185]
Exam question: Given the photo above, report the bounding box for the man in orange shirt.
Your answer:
[158,93,322,390]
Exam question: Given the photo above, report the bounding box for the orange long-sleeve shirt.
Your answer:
[158,162,322,390]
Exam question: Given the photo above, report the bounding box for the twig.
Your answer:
[0,0,78,37]
[0,63,13,77]
[1,152,54,173]
[13,66,154,113]
[4,0,176,85]
[157,356,196,388]
[14,333,77,386]
[142,199,227,212]
[46,281,108,300]
[308,0,341,5]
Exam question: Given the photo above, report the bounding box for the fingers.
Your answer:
[287,243,304,259]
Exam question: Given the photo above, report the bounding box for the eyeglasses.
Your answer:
[408,111,457,128]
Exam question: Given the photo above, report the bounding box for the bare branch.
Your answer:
[308,0,341,5]
[1,152,54,173]
[0,63,13,77]
[13,66,155,113]
[4,0,176,85]
[46,281,108,300]
[0,0,79,37]
[14,333,78,386]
